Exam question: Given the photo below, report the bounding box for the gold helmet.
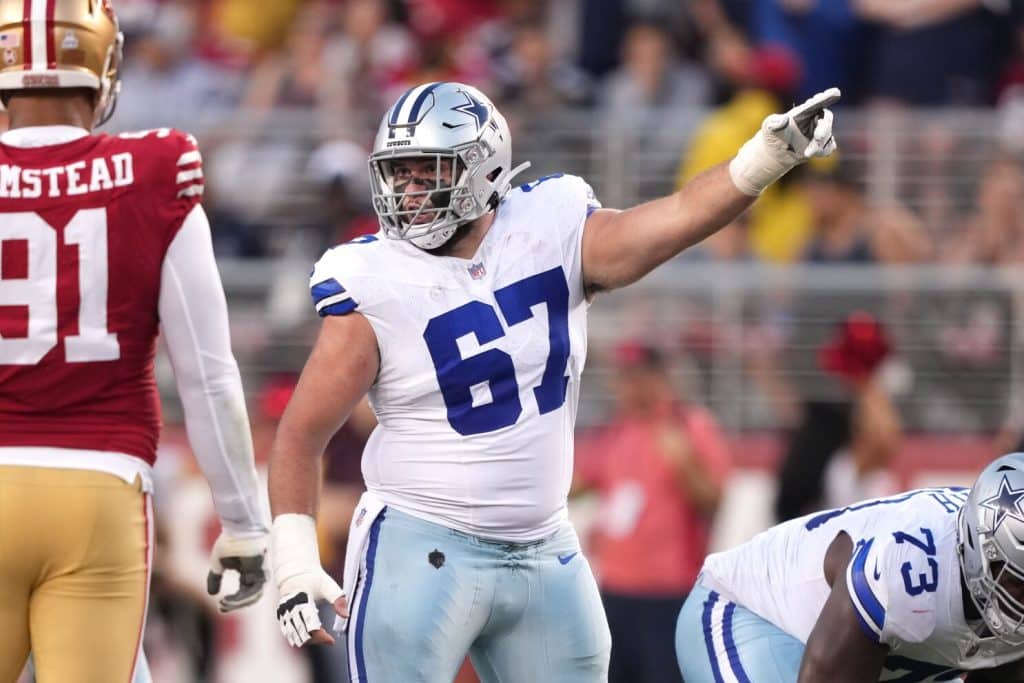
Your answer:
[0,0,123,125]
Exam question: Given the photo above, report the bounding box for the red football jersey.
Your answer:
[0,128,204,465]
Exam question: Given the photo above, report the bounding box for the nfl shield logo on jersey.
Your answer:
[468,262,486,280]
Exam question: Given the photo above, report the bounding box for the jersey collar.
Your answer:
[1,125,90,148]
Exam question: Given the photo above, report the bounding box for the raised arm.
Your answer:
[581,88,840,295]
[799,532,888,683]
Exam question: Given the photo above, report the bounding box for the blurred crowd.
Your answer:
[100,0,1024,268]
[60,1,1024,681]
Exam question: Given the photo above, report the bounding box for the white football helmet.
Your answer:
[958,452,1024,644]
[368,81,530,250]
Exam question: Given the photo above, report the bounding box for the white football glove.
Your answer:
[206,530,269,613]
[729,87,841,197]
[272,513,346,648]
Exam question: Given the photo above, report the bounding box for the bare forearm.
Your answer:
[268,422,329,519]
[650,161,754,258]
[585,162,753,291]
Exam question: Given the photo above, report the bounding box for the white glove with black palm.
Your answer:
[729,87,841,197]
[206,531,269,612]
[272,513,347,648]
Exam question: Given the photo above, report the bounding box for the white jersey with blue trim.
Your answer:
[309,174,600,542]
[701,487,1024,679]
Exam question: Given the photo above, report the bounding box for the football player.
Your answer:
[677,452,1024,682]
[0,2,268,682]
[269,80,838,680]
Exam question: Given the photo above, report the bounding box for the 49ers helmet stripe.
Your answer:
[20,0,31,68]
[0,0,124,126]
[44,0,57,69]
[23,0,51,71]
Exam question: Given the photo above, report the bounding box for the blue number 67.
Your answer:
[423,267,571,435]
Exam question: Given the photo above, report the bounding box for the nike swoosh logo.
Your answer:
[558,552,578,565]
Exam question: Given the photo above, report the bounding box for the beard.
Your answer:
[423,221,474,255]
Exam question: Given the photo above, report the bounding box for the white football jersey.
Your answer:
[309,174,600,542]
[701,487,1024,680]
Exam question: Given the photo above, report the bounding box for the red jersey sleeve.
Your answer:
[116,128,205,250]
[144,128,205,245]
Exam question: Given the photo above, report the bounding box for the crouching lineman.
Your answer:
[678,452,1024,682]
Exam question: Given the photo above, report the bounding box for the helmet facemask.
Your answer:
[368,82,531,251]
[962,528,1024,644]
[958,463,1024,646]
[369,141,498,250]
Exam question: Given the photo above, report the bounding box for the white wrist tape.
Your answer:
[728,121,799,197]
[271,513,326,597]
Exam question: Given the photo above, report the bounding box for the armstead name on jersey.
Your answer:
[0,153,134,199]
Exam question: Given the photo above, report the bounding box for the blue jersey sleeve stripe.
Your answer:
[319,299,359,317]
[851,605,883,643]
[315,292,352,313]
[847,538,885,641]
[311,278,346,304]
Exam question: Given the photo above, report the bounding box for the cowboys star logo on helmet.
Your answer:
[979,475,1024,531]
[449,89,489,131]
[959,454,1024,645]
[368,81,531,251]
[0,0,124,126]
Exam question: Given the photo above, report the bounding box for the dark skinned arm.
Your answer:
[798,532,890,683]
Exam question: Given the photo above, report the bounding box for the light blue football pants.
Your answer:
[345,506,611,682]
[676,583,805,683]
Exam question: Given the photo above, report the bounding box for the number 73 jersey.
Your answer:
[701,488,1024,678]
[310,173,600,542]
[0,128,205,465]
